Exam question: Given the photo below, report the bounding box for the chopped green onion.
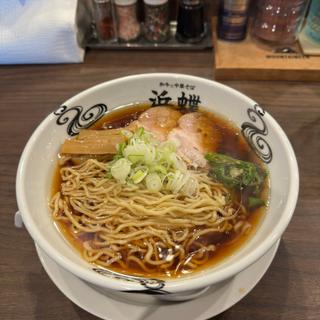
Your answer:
[170,153,187,172]
[149,164,167,175]
[127,154,145,163]
[123,144,156,164]
[116,142,126,155]
[145,173,162,192]
[131,167,148,184]
[108,127,199,195]
[166,171,189,194]
[159,140,176,153]
[181,176,198,197]
[110,158,131,183]
[136,127,144,137]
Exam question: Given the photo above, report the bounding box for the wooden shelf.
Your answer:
[213,21,320,81]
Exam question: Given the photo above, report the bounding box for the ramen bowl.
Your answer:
[16,73,299,303]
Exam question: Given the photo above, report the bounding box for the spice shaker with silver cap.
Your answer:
[143,0,170,43]
[92,0,117,42]
[114,0,141,42]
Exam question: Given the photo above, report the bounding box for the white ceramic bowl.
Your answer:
[16,73,299,302]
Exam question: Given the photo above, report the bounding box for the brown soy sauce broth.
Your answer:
[52,103,269,278]
[91,103,149,130]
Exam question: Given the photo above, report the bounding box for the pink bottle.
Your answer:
[252,0,309,45]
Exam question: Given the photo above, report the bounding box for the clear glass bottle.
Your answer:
[252,0,309,46]
[143,0,170,43]
[176,0,206,43]
[114,0,141,42]
[92,0,117,42]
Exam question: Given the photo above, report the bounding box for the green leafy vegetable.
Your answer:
[248,197,265,209]
[205,153,266,194]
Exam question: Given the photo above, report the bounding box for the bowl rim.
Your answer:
[16,73,299,293]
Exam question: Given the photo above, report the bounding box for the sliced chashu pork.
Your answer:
[168,112,221,168]
[137,106,182,142]
[60,107,221,169]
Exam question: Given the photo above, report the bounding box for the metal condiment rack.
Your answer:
[86,21,213,50]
